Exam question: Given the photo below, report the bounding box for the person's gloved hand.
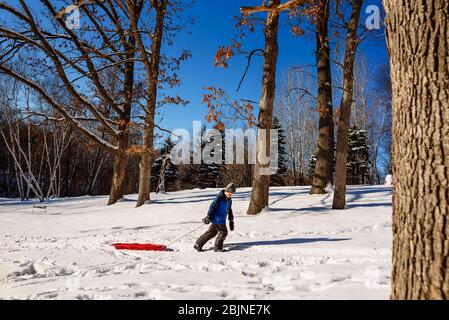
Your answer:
[229,220,234,231]
[202,216,211,224]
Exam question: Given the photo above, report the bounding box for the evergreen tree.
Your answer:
[307,152,317,183]
[308,144,335,185]
[307,126,369,186]
[217,128,229,187]
[346,125,370,185]
[196,126,222,189]
[151,137,178,192]
[270,117,289,186]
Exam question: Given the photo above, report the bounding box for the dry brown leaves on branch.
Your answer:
[126,145,158,156]
[291,25,305,36]
[126,145,145,156]
[203,87,224,126]
[236,12,256,32]
[202,86,256,129]
[214,43,241,68]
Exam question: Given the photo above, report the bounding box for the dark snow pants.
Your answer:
[196,224,228,250]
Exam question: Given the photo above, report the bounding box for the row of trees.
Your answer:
[0,0,392,213]
[0,0,190,207]
[0,0,385,205]
[275,60,392,186]
[207,0,383,213]
[0,90,374,199]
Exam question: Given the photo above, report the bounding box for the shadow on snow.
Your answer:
[226,237,351,250]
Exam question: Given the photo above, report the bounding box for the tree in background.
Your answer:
[236,0,318,213]
[275,66,318,185]
[334,54,392,185]
[235,0,281,214]
[197,128,222,189]
[346,125,370,185]
[133,0,165,206]
[308,125,370,187]
[128,0,190,207]
[0,0,190,206]
[270,117,289,186]
[332,0,364,209]
[307,152,317,183]
[0,73,142,199]
[309,0,334,195]
[368,62,392,183]
[0,0,140,205]
[151,137,178,193]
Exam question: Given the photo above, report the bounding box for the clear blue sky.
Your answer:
[0,0,389,133]
[159,0,388,132]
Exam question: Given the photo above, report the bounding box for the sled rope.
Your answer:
[166,223,204,248]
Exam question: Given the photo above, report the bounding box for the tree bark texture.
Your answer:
[136,0,168,207]
[310,0,335,195]
[332,0,363,209]
[247,0,280,215]
[383,0,449,299]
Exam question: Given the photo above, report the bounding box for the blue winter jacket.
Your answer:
[207,190,234,225]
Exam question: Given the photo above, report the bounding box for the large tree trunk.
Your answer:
[108,134,128,205]
[310,0,334,195]
[136,0,167,207]
[332,0,363,209]
[107,34,136,205]
[136,125,155,206]
[247,0,280,215]
[383,0,449,299]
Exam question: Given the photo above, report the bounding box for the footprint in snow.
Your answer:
[242,271,257,278]
[257,261,269,267]
[330,275,351,283]
[218,290,229,298]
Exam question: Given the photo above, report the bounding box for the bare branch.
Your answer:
[0,64,118,151]
[237,48,264,92]
[241,0,303,14]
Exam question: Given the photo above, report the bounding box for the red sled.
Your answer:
[112,243,167,251]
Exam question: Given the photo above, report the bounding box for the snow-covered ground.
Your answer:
[0,186,392,300]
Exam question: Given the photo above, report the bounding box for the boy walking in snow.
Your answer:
[194,183,236,252]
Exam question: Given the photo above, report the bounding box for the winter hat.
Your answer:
[225,182,237,194]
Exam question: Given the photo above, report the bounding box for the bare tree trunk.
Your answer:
[107,29,136,205]
[14,161,23,200]
[0,0,145,203]
[1,123,44,202]
[383,0,449,299]
[90,157,106,194]
[108,73,132,205]
[135,0,167,207]
[156,155,169,194]
[108,124,129,205]
[136,127,155,206]
[25,90,32,199]
[310,0,334,195]
[43,123,54,197]
[86,132,105,195]
[332,0,363,209]
[247,0,280,215]
[288,108,298,185]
